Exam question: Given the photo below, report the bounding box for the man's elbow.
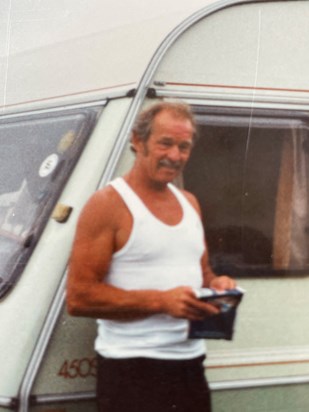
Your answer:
[66,300,79,316]
[66,288,87,317]
[66,298,82,317]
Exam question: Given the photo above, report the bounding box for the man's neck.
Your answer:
[124,169,170,195]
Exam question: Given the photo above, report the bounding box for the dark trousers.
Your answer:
[96,355,211,412]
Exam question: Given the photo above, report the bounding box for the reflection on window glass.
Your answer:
[0,106,102,298]
[184,107,309,276]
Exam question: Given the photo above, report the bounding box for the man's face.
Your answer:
[133,110,194,185]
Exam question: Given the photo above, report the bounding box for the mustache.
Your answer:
[158,159,182,170]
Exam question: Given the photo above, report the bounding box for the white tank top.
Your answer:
[95,177,206,359]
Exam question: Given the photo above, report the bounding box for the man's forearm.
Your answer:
[67,282,219,322]
[67,283,165,321]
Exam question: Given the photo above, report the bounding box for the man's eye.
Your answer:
[179,144,191,152]
[160,141,172,147]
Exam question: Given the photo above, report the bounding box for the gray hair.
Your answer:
[131,101,197,149]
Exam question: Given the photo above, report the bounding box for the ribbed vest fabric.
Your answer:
[95,177,206,359]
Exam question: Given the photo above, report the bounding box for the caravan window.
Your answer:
[184,106,309,276]
[0,106,101,298]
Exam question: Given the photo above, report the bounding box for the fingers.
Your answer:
[209,275,236,291]
[161,286,220,321]
[176,300,216,321]
[184,306,218,321]
[188,298,220,319]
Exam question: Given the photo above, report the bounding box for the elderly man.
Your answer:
[67,101,235,412]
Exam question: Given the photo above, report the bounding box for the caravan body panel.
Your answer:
[1,1,309,411]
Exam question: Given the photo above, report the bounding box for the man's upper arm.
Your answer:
[67,189,115,290]
[182,189,216,286]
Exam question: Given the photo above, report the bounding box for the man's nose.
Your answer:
[167,144,181,161]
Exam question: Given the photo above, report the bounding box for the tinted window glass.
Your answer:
[184,107,309,276]
[0,106,101,298]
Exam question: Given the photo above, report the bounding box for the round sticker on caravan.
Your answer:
[39,154,59,177]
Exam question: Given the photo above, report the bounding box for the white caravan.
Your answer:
[1,0,309,411]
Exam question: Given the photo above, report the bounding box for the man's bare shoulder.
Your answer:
[77,185,126,234]
[179,188,202,216]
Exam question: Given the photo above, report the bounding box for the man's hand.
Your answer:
[209,275,236,291]
[160,286,220,321]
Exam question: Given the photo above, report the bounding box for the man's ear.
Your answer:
[130,134,137,153]
[131,133,143,154]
